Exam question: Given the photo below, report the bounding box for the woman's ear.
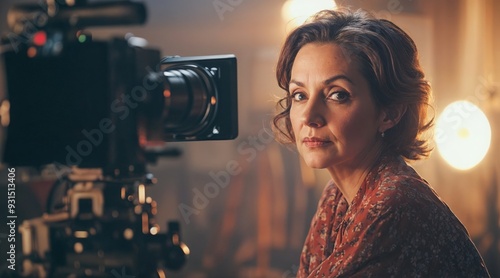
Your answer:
[378,105,407,133]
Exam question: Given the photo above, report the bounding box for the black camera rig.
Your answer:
[0,0,238,277]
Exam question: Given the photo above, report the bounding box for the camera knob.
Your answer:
[163,221,189,271]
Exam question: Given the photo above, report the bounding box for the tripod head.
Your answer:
[19,168,189,277]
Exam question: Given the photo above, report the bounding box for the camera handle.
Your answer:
[8,1,147,34]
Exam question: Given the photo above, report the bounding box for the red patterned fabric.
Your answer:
[298,155,490,277]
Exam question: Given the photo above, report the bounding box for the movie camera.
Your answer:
[0,0,238,276]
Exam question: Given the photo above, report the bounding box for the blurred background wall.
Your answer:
[0,0,498,277]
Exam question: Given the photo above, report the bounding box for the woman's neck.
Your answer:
[327,141,384,205]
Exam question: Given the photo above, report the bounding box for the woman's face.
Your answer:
[289,42,385,170]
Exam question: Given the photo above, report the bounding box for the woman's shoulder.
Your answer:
[363,155,445,213]
[358,155,469,237]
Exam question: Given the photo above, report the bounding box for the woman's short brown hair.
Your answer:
[273,9,433,160]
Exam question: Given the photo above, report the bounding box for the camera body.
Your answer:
[2,35,238,173]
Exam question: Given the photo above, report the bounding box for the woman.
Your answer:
[273,9,490,277]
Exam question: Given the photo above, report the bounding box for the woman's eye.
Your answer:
[328,91,350,102]
[291,92,306,101]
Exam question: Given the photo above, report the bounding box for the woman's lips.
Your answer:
[302,137,332,148]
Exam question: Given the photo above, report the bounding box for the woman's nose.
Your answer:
[301,100,326,128]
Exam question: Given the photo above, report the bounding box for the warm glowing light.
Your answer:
[150,226,159,235]
[74,231,89,238]
[142,212,149,234]
[74,242,83,253]
[138,184,145,204]
[0,100,10,127]
[435,100,491,170]
[282,0,336,28]
[163,89,171,98]
[123,228,134,240]
[121,187,126,199]
[32,31,47,46]
[181,242,190,255]
[27,47,37,58]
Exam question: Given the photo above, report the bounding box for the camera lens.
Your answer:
[161,64,217,138]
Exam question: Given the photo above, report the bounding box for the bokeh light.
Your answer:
[282,0,336,28]
[435,100,491,170]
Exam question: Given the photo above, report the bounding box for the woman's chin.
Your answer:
[302,158,330,169]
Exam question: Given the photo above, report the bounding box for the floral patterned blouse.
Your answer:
[298,154,490,278]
